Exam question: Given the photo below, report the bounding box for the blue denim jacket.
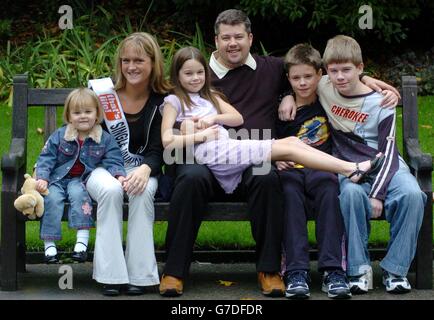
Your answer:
[36,124,126,185]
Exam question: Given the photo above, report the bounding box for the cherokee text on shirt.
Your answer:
[331,104,369,124]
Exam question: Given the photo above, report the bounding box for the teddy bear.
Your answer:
[14,173,49,220]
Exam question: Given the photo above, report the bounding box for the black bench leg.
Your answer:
[17,219,26,273]
[1,190,19,291]
[415,191,433,289]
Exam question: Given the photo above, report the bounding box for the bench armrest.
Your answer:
[405,138,433,172]
[1,138,26,172]
[404,138,433,192]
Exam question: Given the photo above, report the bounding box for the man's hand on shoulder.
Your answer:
[362,75,401,108]
[380,90,399,109]
[278,95,297,121]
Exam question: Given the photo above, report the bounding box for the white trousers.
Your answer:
[86,167,159,286]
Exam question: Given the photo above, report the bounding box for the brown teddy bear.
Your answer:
[14,173,49,220]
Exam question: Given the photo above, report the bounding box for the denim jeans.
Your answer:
[40,177,94,240]
[339,162,426,277]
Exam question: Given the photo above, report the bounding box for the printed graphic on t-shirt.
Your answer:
[330,104,369,124]
[297,116,329,147]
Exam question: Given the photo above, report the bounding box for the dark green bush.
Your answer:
[1,1,433,100]
[0,19,12,40]
[239,0,421,43]
[375,47,434,96]
[166,0,430,44]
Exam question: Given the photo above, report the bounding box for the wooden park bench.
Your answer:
[1,74,432,291]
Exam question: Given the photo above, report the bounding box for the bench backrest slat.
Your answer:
[12,75,29,139]
[29,202,251,222]
[28,88,73,106]
[44,106,58,141]
[401,75,418,142]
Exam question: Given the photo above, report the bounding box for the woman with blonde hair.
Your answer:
[87,32,170,296]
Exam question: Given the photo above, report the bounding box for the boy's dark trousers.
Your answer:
[163,163,284,278]
[280,168,345,273]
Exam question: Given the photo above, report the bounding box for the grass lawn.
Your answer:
[0,96,433,251]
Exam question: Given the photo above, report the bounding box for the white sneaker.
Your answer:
[349,265,373,294]
[382,270,411,293]
[349,274,369,294]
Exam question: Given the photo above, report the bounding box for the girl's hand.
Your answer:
[197,125,219,143]
[197,115,217,130]
[117,176,126,186]
[276,161,295,171]
[123,165,151,195]
[180,116,201,135]
[36,179,48,193]
[278,95,297,121]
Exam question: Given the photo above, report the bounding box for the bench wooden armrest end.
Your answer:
[1,138,26,172]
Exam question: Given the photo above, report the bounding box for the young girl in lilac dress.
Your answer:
[160,47,381,194]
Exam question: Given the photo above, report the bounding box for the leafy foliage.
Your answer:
[0,28,123,103]
[1,1,433,103]
[0,19,12,40]
[377,47,434,95]
[0,6,212,104]
[239,0,421,43]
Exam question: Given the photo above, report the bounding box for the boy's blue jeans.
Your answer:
[339,165,426,277]
[40,177,94,240]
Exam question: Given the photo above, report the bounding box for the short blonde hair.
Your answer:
[113,32,170,94]
[322,35,363,67]
[63,88,103,124]
[284,43,322,73]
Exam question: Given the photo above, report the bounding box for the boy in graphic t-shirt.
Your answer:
[276,43,351,300]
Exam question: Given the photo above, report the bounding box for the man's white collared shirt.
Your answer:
[209,51,257,79]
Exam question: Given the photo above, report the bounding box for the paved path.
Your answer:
[1,261,433,300]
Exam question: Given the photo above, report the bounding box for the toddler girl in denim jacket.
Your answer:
[35,88,126,263]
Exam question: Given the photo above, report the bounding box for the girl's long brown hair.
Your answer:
[170,46,225,114]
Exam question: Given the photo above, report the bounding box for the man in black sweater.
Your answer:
[159,9,287,297]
